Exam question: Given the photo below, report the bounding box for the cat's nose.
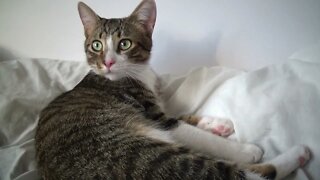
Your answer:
[104,59,115,68]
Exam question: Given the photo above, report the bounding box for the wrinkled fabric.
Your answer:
[0,53,319,179]
[0,59,90,180]
[163,60,320,180]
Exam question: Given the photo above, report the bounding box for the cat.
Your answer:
[35,0,310,179]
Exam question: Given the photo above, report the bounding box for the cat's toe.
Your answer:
[197,116,234,137]
[211,125,234,137]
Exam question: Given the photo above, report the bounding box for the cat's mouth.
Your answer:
[97,66,124,81]
[101,67,113,75]
[104,67,111,73]
[96,63,113,73]
[90,63,125,81]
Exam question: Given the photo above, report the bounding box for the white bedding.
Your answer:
[0,44,320,180]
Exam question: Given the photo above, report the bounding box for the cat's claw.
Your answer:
[197,116,234,137]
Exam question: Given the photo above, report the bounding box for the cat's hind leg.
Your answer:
[265,145,310,179]
[245,145,311,180]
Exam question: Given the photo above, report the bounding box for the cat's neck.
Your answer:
[138,66,166,112]
[136,66,159,96]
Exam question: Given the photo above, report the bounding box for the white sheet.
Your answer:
[163,61,320,180]
[0,59,90,180]
[0,43,319,179]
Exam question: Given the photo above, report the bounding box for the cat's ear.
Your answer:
[130,0,157,35]
[78,2,100,37]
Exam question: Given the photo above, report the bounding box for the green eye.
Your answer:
[92,40,103,52]
[119,39,132,51]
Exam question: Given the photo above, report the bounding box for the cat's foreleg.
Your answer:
[140,100,259,163]
[170,121,263,163]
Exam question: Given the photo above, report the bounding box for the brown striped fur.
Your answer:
[35,72,277,180]
[180,114,203,126]
[247,164,277,179]
[35,0,280,179]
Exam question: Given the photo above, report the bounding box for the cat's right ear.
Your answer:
[78,2,99,37]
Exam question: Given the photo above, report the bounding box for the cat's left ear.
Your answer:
[130,0,157,35]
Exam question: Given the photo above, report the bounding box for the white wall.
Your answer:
[1,0,320,74]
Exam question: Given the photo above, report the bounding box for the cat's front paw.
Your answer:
[197,116,234,137]
[234,144,263,163]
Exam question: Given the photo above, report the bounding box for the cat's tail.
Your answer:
[244,145,311,180]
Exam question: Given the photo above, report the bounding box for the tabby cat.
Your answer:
[35,0,310,179]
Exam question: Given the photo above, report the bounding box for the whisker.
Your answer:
[116,63,147,69]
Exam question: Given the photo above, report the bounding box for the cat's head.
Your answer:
[78,0,156,81]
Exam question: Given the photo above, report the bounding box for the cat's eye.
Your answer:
[92,40,103,52]
[119,39,132,51]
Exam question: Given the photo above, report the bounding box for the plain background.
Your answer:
[0,0,320,74]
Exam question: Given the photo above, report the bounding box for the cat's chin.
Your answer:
[91,68,124,81]
[104,73,124,81]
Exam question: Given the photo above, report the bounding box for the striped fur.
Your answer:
[35,0,309,179]
[35,72,274,179]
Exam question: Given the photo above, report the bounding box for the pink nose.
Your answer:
[104,59,115,68]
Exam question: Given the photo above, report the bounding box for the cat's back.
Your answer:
[37,72,127,127]
[39,72,140,119]
[35,72,145,179]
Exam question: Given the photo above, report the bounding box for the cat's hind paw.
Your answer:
[196,116,234,137]
[292,145,311,167]
[267,145,311,179]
